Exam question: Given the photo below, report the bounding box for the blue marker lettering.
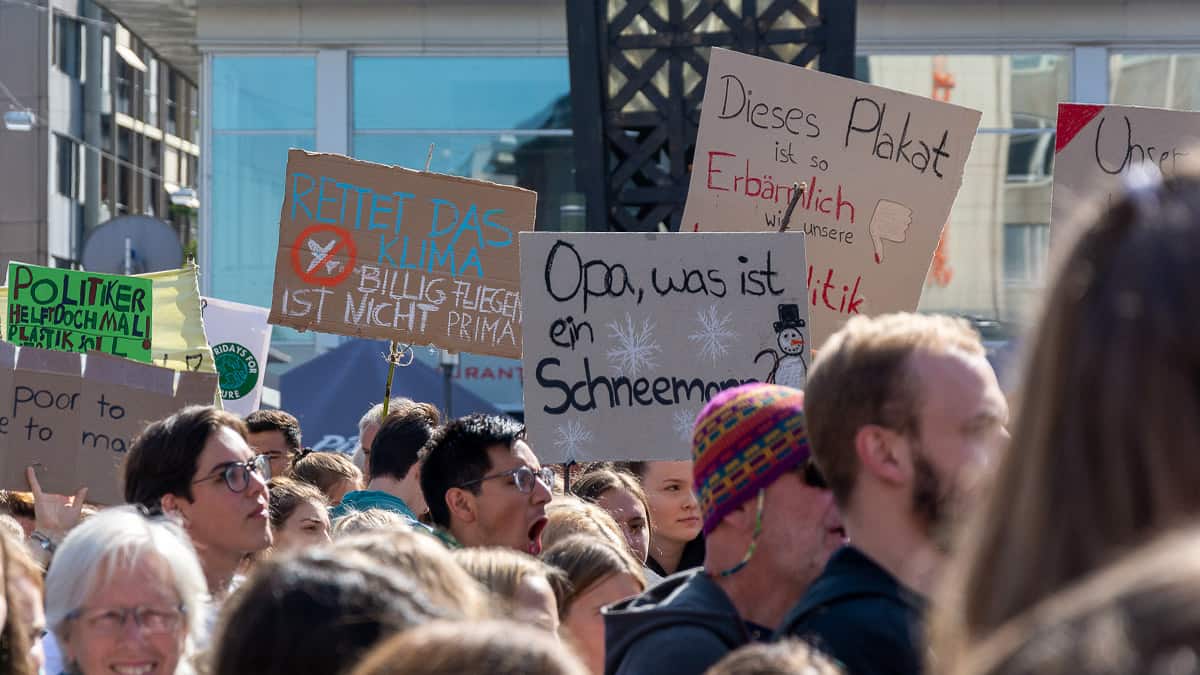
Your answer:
[482,209,512,247]
[368,193,394,231]
[290,173,316,220]
[392,192,415,234]
[429,199,459,237]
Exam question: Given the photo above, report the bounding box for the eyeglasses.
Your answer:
[799,457,828,490]
[66,605,185,636]
[457,465,555,494]
[192,454,270,492]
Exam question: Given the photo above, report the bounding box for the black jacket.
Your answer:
[646,533,706,577]
[604,569,752,675]
[776,546,928,675]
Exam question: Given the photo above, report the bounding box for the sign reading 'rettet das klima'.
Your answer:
[4,262,153,362]
[268,150,537,359]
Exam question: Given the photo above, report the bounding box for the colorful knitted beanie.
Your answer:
[692,383,809,535]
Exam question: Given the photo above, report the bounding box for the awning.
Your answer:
[280,339,503,455]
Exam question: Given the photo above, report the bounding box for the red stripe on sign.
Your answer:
[1055,104,1106,154]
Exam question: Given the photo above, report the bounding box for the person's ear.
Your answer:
[446,487,477,525]
[854,424,910,486]
[721,494,758,534]
[160,493,189,525]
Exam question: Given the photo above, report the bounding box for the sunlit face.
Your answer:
[247,430,294,480]
[758,470,845,590]
[514,574,559,636]
[272,499,331,553]
[903,350,1009,551]
[778,327,805,356]
[596,488,649,564]
[464,441,552,555]
[563,573,643,675]
[12,572,45,672]
[641,461,701,550]
[359,423,381,472]
[175,426,272,560]
[61,557,187,675]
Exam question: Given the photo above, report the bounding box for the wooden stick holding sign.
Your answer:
[776,181,807,233]
[381,143,437,419]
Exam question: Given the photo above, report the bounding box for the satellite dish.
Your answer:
[81,215,184,274]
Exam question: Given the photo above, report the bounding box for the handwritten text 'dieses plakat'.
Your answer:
[269,150,537,358]
[1051,102,1200,248]
[682,48,981,347]
[520,232,810,464]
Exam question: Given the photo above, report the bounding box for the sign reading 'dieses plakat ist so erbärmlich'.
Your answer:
[269,150,537,359]
[521,232,810,464]
[682,48,982,348]
[5,262,153,363]
[1051,102,1200,248]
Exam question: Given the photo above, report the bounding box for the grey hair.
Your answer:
[355,397,415,470]
[44,506,209,672]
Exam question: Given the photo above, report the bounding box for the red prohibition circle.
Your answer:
[290,224,357,287]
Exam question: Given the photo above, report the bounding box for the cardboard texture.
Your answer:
[0,341,15,484]
[520,232,810,464]
[681,48,982,348]
[0,346,220,500]
[269,150,537,358]
[203,297,272,415]
[79,353,178,504]
[6,348,84,494]
[5,262,154,362]
[1051,102,1200,246]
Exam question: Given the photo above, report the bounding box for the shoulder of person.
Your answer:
[609,624,734,675]
[780,598,922,675]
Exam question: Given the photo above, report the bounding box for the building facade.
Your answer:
[0,0,200,273]
[187,0,1200,398]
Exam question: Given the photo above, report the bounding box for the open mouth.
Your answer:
[527,517,549,555]
[828,526,848,542]
[110,663,157,674]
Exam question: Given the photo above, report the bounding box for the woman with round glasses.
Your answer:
[44,507,208,675]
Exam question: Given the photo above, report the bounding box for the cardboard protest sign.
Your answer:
[79,353,179,504]
[5,262,154,362]
[4,348,84,494]
[0,341,14,483]
[269,150,537,358]
[681,48,981,347]
[0,265,217,374]
[203,297,272,416]
[521,232,810,464]
[1051,103,1200,245]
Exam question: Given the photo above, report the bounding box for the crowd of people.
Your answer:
[0,165,1197,675]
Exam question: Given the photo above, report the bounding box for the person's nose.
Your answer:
[531,477,552,506]
[247,469,269,500]
[683,488,699,512]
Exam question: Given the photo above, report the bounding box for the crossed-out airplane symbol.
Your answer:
[306,238,342,274]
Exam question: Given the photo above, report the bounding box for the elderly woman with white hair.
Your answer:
[44,506,208,675]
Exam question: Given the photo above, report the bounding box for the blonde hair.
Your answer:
[290,451,362,499]
[334,531,490,618]
[804,312,984,505]
[454,548,569,617]
[706,640,844,675]
[542,496,628,553]
[932,171,1200,674]
[541,535,645,614]
[958,527,1200,675]
[349,620,588,675]
[332,509,410,537]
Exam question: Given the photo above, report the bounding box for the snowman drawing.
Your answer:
[756,304,808,389]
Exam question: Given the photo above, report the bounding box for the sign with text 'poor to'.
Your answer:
[269,150,537,358]
[521,232,810,464]
[682,48,981,348]
[1051,103,1200,247]
[5,263,153,362]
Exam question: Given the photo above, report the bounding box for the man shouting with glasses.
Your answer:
[123,406,272,598]
[420,414,553,554]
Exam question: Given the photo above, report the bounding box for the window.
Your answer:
[1110,53,1200,110]
[146,57,159,128]
[857,53,1069,323]
[1004,223,1050,285]
[54,14,85,80]
[210,56,316,312]
[165,73,179,136]
[352,56,578,231]
[56,134,80,199]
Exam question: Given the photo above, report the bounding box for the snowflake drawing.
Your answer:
[606,313,661,376]
[553,420,593,460]
[688,304,738,365]
[673,407,698,443]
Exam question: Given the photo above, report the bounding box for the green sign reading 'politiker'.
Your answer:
[5,262,154,362]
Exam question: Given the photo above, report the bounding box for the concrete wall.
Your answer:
[0,3,49,273]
